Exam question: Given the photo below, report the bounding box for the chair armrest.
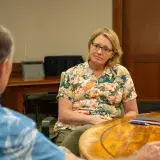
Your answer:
[41,117,57,138]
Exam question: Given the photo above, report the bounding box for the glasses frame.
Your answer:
[92,42,113,54]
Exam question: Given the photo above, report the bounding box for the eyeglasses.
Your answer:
[92,42,113,54]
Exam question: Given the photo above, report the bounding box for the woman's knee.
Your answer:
[72,124,92,136]
[54,129,72,145]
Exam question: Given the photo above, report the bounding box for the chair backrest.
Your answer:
[44,56,84,76]
[41,72,66,139]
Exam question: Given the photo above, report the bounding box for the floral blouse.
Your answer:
[54,61,137,131]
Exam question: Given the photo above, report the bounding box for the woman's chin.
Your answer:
[91,57,104,65]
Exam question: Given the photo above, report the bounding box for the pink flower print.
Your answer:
[108,96,117,102]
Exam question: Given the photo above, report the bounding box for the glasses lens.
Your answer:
[93,43,100,50]
[92,43,112,53]
[103,47,111,53]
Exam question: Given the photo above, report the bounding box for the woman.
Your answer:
[53,28,138,156]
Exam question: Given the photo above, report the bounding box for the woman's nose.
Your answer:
[97,48,103,54]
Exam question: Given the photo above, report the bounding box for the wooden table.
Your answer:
[2,76,60,113]
[79,113,160,159]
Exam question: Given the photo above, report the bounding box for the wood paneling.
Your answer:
[112,0,123,45]
[113,0,160,102]
[132,61,160,101]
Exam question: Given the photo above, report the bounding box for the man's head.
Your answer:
[0,25,14,93]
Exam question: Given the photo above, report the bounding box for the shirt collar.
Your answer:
[83,61,93,76]
[84,61,115,77]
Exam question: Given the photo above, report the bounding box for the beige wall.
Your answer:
[0,0,112,62]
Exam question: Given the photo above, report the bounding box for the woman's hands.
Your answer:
[90,115,108,125]
[58,97,108,125]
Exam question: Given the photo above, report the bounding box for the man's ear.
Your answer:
[0,58,8,78]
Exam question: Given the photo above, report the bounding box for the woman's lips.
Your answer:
[94,56,101,60]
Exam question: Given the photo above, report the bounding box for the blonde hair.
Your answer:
[0,25,14,63]
[87,28,123,66]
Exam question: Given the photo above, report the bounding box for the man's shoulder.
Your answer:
[0,105,36,129]
[0,105,37,152]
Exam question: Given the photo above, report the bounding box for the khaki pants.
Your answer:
[54,124,92,156]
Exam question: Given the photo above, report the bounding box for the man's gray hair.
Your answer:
[0,25,14,63]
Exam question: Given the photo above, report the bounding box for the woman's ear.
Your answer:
[110,51,115,59]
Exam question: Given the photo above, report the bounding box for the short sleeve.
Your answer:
[0,111,65,160]
[31,131,65,160]
[57,71,74,102]
[121,68,137,102]
[9,128,65,160]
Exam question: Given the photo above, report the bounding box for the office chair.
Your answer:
[22,61,58,128]
[41,72,65,138]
